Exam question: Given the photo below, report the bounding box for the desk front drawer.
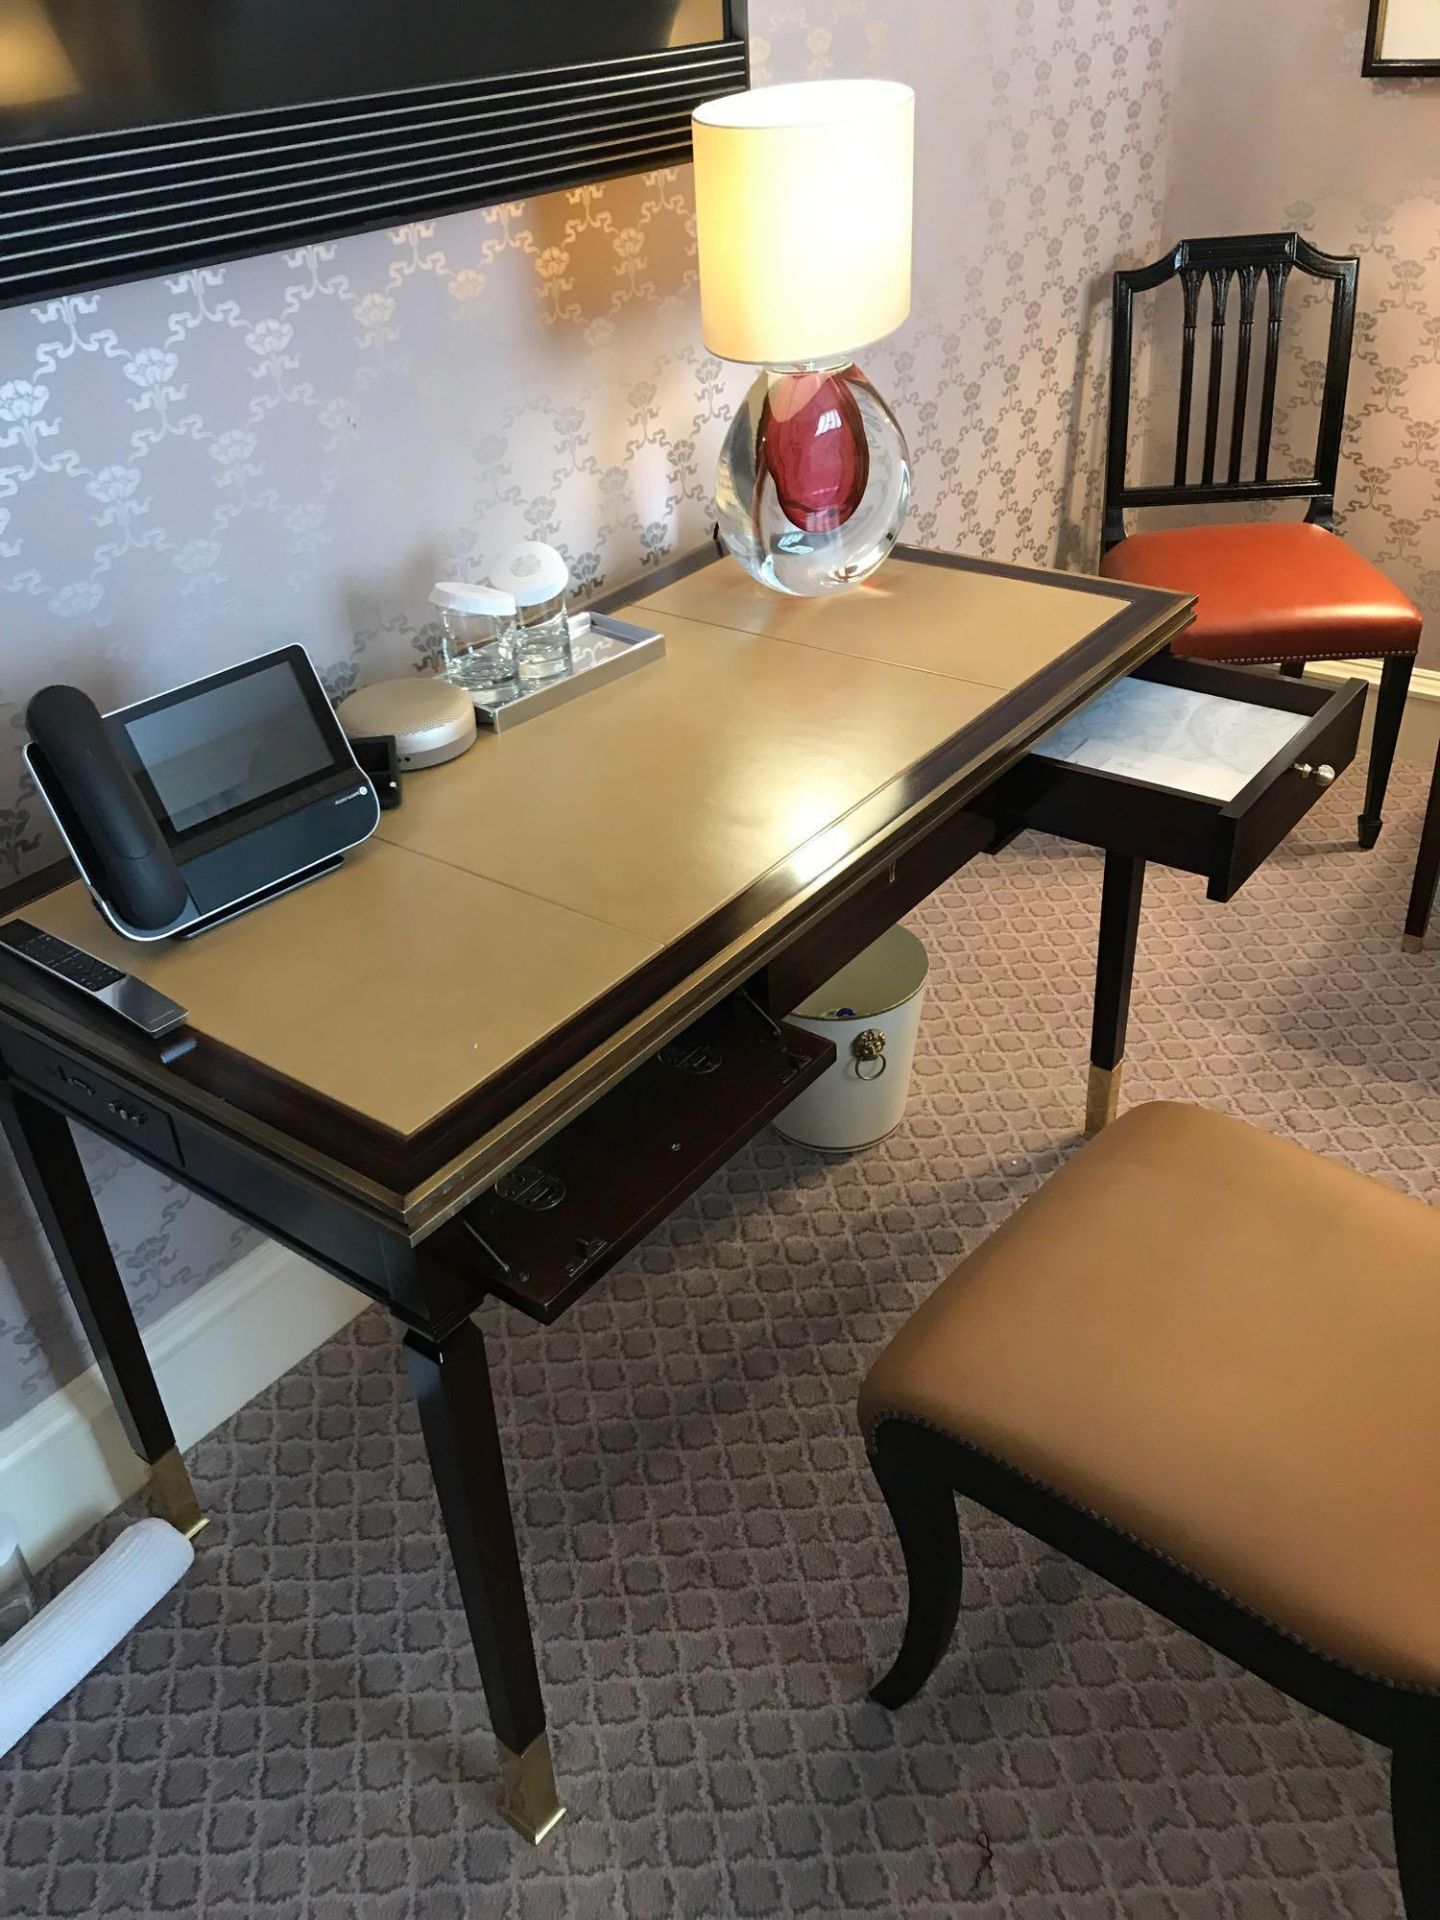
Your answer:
[0,1027,183,1166]
[447,992,834,1324]
[995,657,1366,901]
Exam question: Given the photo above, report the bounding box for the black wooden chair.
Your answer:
[860,1103,1440,1915]
[1100,232,1422,850]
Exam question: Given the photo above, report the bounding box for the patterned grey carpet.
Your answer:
[3,756,1437,1920]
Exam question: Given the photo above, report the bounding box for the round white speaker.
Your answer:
[337,677,478,770]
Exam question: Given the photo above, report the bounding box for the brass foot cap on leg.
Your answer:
[499,1734,565,1845]
[149,1447,209,1542]
[1084,1063,1121,1139]
[1402,933,1425,954]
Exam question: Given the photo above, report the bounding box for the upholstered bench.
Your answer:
[859,1103,1440,1915]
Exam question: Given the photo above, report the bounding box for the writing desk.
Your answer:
[5,543,1366,1840]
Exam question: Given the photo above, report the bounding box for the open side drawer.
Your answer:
[452,992,834,1324]
[992,656,1367,902]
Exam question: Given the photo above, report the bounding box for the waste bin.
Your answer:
[773,925,928,1152]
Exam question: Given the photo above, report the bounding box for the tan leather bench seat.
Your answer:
[858,1103,1440,1688]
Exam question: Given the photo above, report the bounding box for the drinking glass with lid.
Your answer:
[488,542,573,685]
[431,581,518,693]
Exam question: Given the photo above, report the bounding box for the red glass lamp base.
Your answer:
[715,361,911,596]
[757,367,871,533]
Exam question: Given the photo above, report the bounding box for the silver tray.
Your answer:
[470,612,664,732]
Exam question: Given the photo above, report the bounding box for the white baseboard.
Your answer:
[0,1242,367,1572]
[1304,659,1440,701]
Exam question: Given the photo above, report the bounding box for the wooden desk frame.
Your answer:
[0,547,1193,1841]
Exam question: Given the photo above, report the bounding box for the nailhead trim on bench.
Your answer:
[864,1410,1440,1698]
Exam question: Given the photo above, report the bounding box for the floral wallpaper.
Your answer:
[0,0,1185,1428]
[1161,0,1440,670]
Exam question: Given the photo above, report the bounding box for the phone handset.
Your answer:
[26,685,189,934]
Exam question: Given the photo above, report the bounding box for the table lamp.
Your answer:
[692,78,914,596]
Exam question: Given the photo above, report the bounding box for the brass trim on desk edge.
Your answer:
[399,597,1195,1238]
[0,984,412,1229]
[0,556,1193,1244]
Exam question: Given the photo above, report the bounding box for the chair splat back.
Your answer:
[1104,232,1359,551]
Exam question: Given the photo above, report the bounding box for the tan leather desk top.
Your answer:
[372,611,1003,945]
[12,548,1189,1225]
[635,557,1131,688]
[30,839,661,1146]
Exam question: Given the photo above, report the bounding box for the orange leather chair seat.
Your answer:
[858,1103,1440,1688]
[1099,521,1422,664]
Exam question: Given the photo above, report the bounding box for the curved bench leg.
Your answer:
[867,1422,964,1709]
[1391,1734,1440,1919]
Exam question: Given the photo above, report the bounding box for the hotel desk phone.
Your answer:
[25,646,380,942]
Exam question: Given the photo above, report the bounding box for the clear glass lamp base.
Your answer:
[715,361,912,597]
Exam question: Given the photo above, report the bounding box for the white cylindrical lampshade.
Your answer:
[692,79,914,366]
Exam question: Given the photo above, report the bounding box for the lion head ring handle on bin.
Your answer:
[852,1028,888,1080]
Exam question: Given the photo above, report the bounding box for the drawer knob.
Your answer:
[1294,761,1336,786]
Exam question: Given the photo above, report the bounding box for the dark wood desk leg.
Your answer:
[1359,655,1414,851]
[0,1081,206,1538]
[403,1317,564,1845]
[1403,740,1440,953]
[1085,851,1146,1137]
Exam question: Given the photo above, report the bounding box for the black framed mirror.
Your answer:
[1364,0,1440,75]
[0,0,750,309]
